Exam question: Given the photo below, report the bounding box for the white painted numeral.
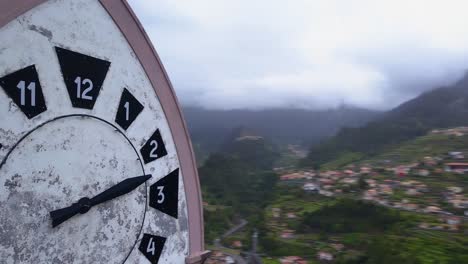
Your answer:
[16,81,36,106]
[149,140,158,158]
[74,76,93,100]
[124,101,130,121]
[157,186,165,204]
[146,237,156,255]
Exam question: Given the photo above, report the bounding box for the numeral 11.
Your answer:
[17,81,36,106]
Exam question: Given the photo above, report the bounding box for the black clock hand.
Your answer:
[50,174,151,228]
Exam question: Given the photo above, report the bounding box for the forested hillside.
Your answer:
[183,106,379,154]
[304,72,468,167]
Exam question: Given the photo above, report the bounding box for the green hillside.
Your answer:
[319,132,468,170]
[365,133,468,165]
[303,73,468,167]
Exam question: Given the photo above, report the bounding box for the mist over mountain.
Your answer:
[182,106,380,153]
[304,72,468,167]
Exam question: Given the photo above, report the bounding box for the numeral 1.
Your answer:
[16,81,36,106]
[124,101,130,121]
[74,76,93,100]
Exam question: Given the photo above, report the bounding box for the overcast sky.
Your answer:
[127,0,468,110]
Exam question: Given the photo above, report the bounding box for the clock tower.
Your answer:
[0,0,209,263]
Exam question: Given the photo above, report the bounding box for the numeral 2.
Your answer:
[140,129,167,164]
[149,140,159,158]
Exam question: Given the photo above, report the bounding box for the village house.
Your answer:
[445,162,468,173]
[343,169,356,176]
[287,212,297,219]
[423,206,442,213]
[205,251,231,264]
[377,199,390,206]
[330,243,345,251]
[320,171,340,178]
[365,179,377,187]
[341,178,357,184]
[402,203,418,211]
[400,180,419,187]
[406,188,421,196]
[280,172,308,181]
[416,169,430,176]
[394,166,409,176]
[415,184,428,192]
[303,183,319,192]
[272,208,281,218]
[360,167,371,174]
[280,230,295,239]
[231,240,242,248]
[449,199,468,209]
[445,216,461,226]
[448,151,465,160]
[378,184,393,195]
[423,156,437,166]
[319,190,334,197]
[431,127,468,136]
[363,189,378,200]
[317,251,334,261]
[280,256,308,264]
[319,178,334,185]
[419,223,429,229]
[447,186,463,194]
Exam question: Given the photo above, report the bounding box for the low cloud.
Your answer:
[128,0,468,110]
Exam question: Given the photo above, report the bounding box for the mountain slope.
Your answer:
[183,106,380,154]
[304,72,468,167]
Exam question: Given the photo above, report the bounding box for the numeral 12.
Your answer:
[74,76,93,100]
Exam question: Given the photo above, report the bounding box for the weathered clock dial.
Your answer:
[0,0,205,263]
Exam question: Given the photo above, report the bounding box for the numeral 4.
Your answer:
[146,237,156,255]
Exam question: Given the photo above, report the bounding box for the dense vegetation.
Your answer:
[304,74,468,167]
[199,133,280,241]
[300,199,402,233]
[200,154,278,215]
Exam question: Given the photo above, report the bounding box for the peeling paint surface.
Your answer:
[0,0,189,263]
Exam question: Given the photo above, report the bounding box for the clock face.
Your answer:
[0,0,192,263]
